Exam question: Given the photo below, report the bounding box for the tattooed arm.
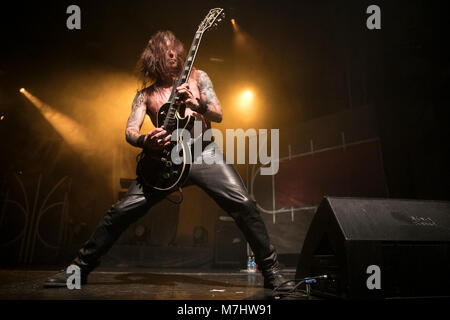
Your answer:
[195,70,223,123]
[125,91,147,147]
[125,90,172,150]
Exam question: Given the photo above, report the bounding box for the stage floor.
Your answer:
[0,268,315,300]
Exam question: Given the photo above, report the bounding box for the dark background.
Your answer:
[0,0,449,266]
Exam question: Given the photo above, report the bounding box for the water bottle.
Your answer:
[247,255,256,273]
[251,256,257,272]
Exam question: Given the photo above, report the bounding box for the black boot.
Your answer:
[43,265,89,288]
[258,248,296,292]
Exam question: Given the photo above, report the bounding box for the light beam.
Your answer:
[20,89,92,153]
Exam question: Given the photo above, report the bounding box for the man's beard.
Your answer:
[164,63,182,82]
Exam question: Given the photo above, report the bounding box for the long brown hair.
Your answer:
[138,30,186,87]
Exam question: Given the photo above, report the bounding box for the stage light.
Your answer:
[231,18,239,32]
[209,57,224,63]
[237,89,254,110]
[19,88,25,93]
[135,225,146,238]
[0,115,5,121]
[193,226,208,246]
[243,90,253,100]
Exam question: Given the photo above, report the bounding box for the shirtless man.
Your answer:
[44,30,293,292]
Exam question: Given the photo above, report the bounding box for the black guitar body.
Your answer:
[136,103,195,191]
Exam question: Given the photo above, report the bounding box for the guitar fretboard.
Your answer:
[163,31,204,129]
[180,32,203,83]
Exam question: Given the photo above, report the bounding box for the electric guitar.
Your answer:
[136,8,225,192]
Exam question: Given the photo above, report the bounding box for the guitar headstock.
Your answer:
[197,8,225,33]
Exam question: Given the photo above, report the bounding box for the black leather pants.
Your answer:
[73,143,276,271]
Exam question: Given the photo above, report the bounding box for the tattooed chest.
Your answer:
[146,81,200,121]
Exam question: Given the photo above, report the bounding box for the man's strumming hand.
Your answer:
[142,127,171,152]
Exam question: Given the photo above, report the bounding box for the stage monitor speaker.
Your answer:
[296,197,450,299]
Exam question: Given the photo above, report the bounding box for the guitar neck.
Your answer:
[164,31,204,128]
[180,31,204,84]
[168,31,203,100]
